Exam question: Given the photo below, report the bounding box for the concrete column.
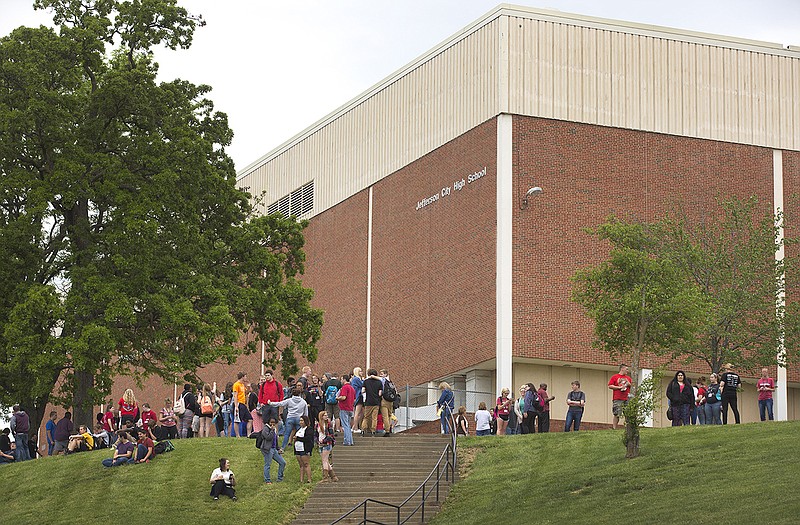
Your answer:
[774,149,788,421]
[496,114,514,399]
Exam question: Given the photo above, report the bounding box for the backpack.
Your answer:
[392,391,401,410]
[200,395,213,415]
[529,391,544,413]
[254,431,265,449]
[382,379,397,403]
[325,385,339,405]
[153,439,174,455]
[173,393,186,416]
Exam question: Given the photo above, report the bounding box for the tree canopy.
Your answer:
[0,0,323,430]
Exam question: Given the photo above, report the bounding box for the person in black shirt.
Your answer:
[0,428,15,463]
[362,369,383,435]
[719,363,741,424]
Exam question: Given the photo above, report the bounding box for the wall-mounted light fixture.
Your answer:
[520,186,543,209]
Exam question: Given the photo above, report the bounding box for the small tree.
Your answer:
[572,217,703,458]
[621,369,662,458]
[655,197,796,374]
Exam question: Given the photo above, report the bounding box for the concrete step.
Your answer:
[291,433,455,525]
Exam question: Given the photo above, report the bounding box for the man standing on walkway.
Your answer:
[536,383,555,433]
[361,369,382,435]
[379,369,397,436]
[10,405,30,461]
[608,364,632,430]
[757,367,776,421]
[323,372,342,433]
[337,373,356,445]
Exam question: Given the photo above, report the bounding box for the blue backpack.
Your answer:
[325,385,338,405]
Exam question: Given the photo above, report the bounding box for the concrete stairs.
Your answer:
[291,433,455,525]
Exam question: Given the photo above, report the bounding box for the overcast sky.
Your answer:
[2,0,799,172]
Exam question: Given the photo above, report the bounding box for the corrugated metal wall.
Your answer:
[242,20,501,217]
[506,16,800,152]
[238,8,800,217]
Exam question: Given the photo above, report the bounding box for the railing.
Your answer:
[330,412,459,525]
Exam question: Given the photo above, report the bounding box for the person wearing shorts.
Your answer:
[608,364,632,429]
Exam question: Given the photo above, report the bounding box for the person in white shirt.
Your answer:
[210,458,237,501]
[474,402,493,436]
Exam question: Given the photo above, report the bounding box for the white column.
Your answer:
[496,114,514,395]
[366,186,374,371]
[640,368,654,427]
[774,149,788,421]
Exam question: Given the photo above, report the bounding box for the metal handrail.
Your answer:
[329,411,459,525]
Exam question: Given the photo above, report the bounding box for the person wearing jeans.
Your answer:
[337,373,356,445]
[564,381,585,432]
[269,386,308,450]
[258,419,285,483]
[757,368,776,421]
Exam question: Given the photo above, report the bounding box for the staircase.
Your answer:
[291,433,455,525]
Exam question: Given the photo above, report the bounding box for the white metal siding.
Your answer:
[506,16,800,151]
[244,20,501,217]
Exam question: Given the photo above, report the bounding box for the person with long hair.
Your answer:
[293,415,314,483]
[351,367,365,433]
[197,384,214,438]
[437,382,455,434]
[317,411,338,482]
[719,363,741,424]
[210,458,237,501]
[160,398,178,439]
[666,371,693,426]
[495,388,511,435]
[118,389,138,426]
[703,373,723,425]
[221,382,235,437]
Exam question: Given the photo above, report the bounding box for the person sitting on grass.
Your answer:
[0,428,15,464]
[93,423,110,449]
[67,425,95,454]
[210,458,237,501]
[134,431,155,464]
[102,431,135,467]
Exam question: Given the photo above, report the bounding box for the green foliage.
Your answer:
[0,0,322,428]
[571,217,704,381]
[434,422,800,525]
[0,437,318,524]
[655,196,793,374]
[621,369,663,457]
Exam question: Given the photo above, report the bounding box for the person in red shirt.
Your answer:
[694,377,708,425]
[101,405,116,434]
[757,367,776,421]
[336,373,356,445]
[536,383,556,433]
[608,364,632,430]
[135,433,155,463]
[258,369,284,425]
[118,389,138,425]
[139,403,158,432]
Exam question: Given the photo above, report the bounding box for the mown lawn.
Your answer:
[431,421,800,525]
[0,436,320,525]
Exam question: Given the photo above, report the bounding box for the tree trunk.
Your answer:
[72,369,95,428]
[625,421,640,458]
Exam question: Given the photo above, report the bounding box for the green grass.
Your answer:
[431,421,800,525]
[0,437,319,525]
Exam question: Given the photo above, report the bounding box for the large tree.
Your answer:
[572,217,703,457]
[656,197,795,374]
[0,0,323,432]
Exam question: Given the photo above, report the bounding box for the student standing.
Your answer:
[564,381,586,432]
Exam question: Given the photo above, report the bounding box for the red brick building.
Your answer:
[120,6,800,428]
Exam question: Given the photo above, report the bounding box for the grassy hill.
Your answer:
[3,422,800,525]
[0,436,319,525]
[432,420,800,525]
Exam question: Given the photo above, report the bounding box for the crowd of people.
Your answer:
[0,362,779,479]
[441,363,778,437]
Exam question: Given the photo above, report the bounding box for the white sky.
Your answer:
[1,0,799,172]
